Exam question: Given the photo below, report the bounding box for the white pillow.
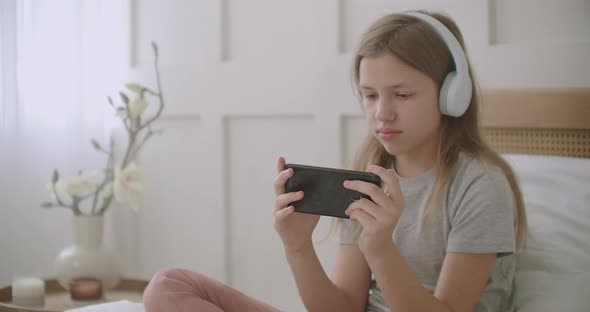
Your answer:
[503,154,590,273]
[515,272,590,312]
[502,154,590,310]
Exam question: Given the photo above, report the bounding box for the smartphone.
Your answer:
[284,163,382,219]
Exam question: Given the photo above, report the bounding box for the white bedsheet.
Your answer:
[66,301,144,312]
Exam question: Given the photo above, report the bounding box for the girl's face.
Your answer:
[359,52,442,159]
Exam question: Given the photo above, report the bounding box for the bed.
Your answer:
[68,88,590,311]
[481,88,590,312]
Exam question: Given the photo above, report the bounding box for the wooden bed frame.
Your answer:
[480,88,590,158]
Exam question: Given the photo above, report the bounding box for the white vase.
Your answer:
[54,215,121,290]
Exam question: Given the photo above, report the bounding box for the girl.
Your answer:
[143,10,526,312]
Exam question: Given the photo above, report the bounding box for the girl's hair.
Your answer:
[347,11,527,249]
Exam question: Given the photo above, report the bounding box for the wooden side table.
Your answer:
[0,279,148,312]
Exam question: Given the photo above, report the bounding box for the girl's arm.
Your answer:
[366,245,496,312]
[273,157,371,312]
[344,165,513,312]
[286,243,372,312]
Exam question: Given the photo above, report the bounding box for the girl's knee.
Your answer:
[156,268,189,281]
[143,268,191,311]
[144,268,212,296]
[143,268,215,311]
[143,268,186,302]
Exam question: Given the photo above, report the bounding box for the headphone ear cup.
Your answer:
[439,72,455,116]
[439,71,472,117]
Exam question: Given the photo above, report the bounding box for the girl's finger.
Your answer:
[274,205,295,222]
[273,165,294,196]
[277,156,286,174]
[343,180,390,209]
[275,191,304,212]
[368,165,403,208]
[345,198,383,219]
[348,208,375,229]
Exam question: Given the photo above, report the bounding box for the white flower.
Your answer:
[128,96,148,120]
[116,108,127,119]
[60,171,101,198]
[113,163,144,211]
[125,83,142,93]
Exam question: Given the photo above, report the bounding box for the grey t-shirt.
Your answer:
[338,154,516,312]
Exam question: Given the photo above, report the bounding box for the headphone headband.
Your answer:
[404,12,469,75]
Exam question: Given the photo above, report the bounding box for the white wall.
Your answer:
[2,0,588,311]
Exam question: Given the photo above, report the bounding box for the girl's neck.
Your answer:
[393,141,439,178]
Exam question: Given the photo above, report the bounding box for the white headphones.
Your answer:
[404,12,473,117]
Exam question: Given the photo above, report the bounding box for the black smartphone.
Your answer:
[284,163,382,219]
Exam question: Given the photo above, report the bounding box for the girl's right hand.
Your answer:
[273,156,320,254]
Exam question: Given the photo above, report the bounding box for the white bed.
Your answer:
[67,88,590,311]
[483,88,590,312]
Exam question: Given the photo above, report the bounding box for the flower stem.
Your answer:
[128,128,155,162]
[137,42,165,134]
[122,42,164,168]
[97,194,113,216]
[91,136,116,214]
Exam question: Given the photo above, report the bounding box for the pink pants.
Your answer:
[143,268,281,312]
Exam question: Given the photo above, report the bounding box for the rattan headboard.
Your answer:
[480,88,590,158]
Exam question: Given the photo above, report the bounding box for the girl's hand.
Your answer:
[273,156,320,254]
[343,165,405,258]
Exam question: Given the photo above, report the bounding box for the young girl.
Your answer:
[142,10,526,312]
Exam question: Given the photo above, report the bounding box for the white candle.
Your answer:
[11,277,45,307]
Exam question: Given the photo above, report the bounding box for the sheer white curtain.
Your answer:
[0,0,128,284]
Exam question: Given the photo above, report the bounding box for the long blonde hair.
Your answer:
[348,11,527,249]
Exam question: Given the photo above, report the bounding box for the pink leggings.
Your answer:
[143,268,281,312]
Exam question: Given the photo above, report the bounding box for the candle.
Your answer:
[11,277,45,307]
[70,278,103,301]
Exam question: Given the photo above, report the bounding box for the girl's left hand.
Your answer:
[343,165,405,258]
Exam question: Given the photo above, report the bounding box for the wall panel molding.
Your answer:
[128,0,138,68]
[337,0,349,54]
[340,114,365,168]
[220,0,230,61]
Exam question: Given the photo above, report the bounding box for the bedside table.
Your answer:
[0,278,148,312]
